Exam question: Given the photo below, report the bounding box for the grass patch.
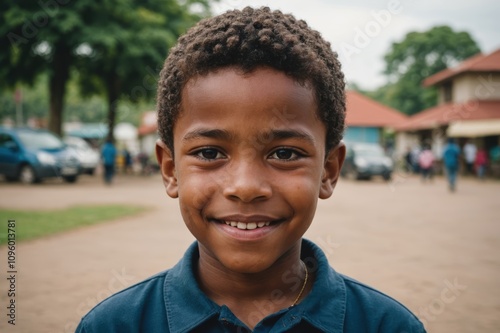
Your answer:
[0,205,148,244]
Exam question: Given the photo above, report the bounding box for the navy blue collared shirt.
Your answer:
[76,239,425,332]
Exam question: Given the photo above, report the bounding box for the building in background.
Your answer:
[344,90,408,148]
[137,111,158,157]
[394,48,500,175]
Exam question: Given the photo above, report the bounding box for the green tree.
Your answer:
[0,0,213,137]
[1,1,91,135]
[381,25,480,115]
[77,0,212,141]
[0,77,49,125]
[0,73,110,125]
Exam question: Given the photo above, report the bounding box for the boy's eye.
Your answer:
[195,148,225,160]
[269,148,301,161]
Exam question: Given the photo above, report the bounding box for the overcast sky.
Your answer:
[212,0,500,90]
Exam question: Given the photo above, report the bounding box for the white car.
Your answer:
[64,136,99,175]
[340,142,394,181]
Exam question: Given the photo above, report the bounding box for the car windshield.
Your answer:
[354,145,385,157]
[17,131,65,150]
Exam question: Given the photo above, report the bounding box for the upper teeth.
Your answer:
[224,221,271,230]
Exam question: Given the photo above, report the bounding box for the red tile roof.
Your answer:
[423,48,500,87]
[394,100,500,131]
[138,123,157,136]
[345,90,408,127]
[138,111,157,136]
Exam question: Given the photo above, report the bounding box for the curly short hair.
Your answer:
[157,6,345,153]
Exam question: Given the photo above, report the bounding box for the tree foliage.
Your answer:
[0,0,214,137]
[377,25,481,115]
[1,1,91,134]
[0,76,50,125]
[0,74,147,126]
[77,0,212,140]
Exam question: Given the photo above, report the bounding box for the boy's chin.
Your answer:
[206,249,281,275]
[208,244,300,275]
[219,259,274,275]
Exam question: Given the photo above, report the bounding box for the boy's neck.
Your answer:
[195,242,312,329]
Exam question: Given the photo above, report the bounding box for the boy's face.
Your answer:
[157,67,345,274]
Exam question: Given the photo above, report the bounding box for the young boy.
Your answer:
[76,7,425,333]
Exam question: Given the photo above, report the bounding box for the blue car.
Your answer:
[0,127,81,184]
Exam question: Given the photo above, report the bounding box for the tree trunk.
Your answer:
[48,43,71,136]
[106,72,121,142]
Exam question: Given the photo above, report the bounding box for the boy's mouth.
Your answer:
[222,221,271,230]
[210,214,283,231]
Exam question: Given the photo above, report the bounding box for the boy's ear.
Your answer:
[155,140,179,198]
[319,142,346,199]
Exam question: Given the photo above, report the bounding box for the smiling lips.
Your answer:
[223,221,272,230]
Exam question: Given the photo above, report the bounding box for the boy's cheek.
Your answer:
[178,175,220,210]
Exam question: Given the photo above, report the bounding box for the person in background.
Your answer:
[101,139,117,185]
[489,143,500,178]
[490,143,500,161]
[442,138,460,192]
[404,146,413,174]
[474,147,488,180]
[418,144,434,183]
[137,151,150,175]
[123,148,133,174]
[463,140,477,175]
[410,144,421,174]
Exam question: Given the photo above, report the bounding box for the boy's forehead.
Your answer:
[181,67,316,110]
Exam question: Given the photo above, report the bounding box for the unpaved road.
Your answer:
[0,173,499,333]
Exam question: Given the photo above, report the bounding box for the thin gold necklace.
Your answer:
[290,260,308,307]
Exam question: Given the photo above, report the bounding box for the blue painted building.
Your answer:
[345,90,408,144]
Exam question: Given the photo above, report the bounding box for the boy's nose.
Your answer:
[222,162,272,203]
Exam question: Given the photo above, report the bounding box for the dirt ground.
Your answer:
[0,172,499,333]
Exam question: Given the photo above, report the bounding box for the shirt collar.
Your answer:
[164,242,219,333]
[164,239,346,333]
[298,238,346,332]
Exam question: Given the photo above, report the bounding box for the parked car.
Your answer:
[64,136,99,175]
[0,127,80,184]
[341,142,393,180]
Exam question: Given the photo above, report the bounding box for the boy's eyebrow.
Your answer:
[182,128,233,142]
[182,128,316,145]
[268,129,316,145]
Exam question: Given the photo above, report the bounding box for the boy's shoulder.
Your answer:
[76,242,217,333]
[339,273,425,332]
[300,239,425,332]
[76,270,170,333]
